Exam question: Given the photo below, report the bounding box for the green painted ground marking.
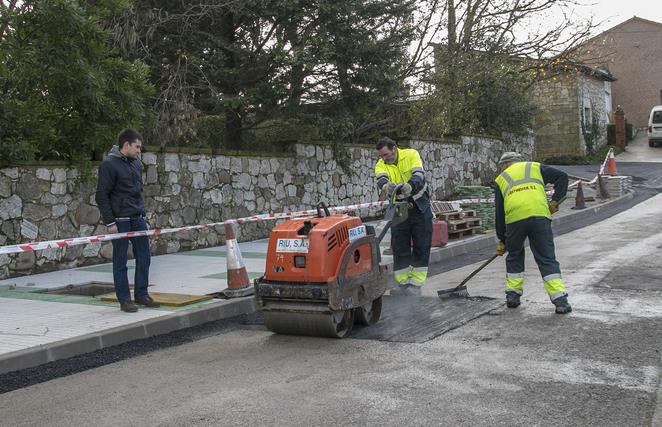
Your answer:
[178,250,266,259]
[0,286,218,312]
[200,271,263,280]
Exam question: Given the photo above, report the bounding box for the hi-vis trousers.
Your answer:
[392,205,433,287]
[505,216,567,301]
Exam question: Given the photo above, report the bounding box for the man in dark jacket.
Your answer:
[96,129,159,312]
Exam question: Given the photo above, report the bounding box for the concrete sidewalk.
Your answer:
[0,182,633,374]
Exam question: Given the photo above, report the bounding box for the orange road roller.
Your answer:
[254,202,407,338]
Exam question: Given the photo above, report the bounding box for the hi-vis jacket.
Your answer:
[375,147,430,212]
[494,161,568,241]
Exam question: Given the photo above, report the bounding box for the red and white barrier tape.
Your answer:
[0,200,391,255]
[586,147,614,185]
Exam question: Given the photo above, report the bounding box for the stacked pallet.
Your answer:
[602,176,633,197]
[436,210,482,240]
[455,186,495,230]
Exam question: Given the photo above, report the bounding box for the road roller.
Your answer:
[254,202,407,338]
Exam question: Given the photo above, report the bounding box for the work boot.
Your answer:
[505,291,521,308]
[553,296,572,314]
[135,296,160,308]
[120,300,138,313]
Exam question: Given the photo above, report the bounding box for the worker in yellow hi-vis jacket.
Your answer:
[374,137,432,297]
[494,152,571,314]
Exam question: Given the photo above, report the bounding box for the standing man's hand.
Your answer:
[548,200,559,214]
[107,224,118,234]
[379,182,397,201]
[397,183,412,197]
[496,241,506,256]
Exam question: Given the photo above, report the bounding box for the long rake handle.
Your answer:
[454,253,499,290]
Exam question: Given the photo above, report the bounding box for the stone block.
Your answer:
[36,168,52,181]
[23,203,50,221]
[53,169,67,183]
[182,206,197,224]
[76,204,100,225]
[12,251,35,271]
[39,219,58,240]
[141,152,157,165]
[51,205,67,218]
[188,158,211,173]
[51,182,67,195]
[100,242,113,259]
[0,178,11,198]
[164,154,180,172]
[83,242,101,257]
[2,168,19,179]
[0,195,22,220]
[17,174,43,200]
[20,220,38,240]
[219,171,232,184]
[146,165,158,184]
[192,172,206,189]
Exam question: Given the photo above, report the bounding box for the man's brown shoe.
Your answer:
[135,296,160,308]
[120,301,138,313]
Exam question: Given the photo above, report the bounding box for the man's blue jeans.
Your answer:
[112,217,151,302]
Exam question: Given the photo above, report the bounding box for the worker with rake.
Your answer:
[495,152,572,314]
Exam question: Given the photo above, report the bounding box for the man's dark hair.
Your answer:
[375,136,397,150]
[117,128,143,149]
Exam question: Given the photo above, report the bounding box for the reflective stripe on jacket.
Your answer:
[495,161,550,224]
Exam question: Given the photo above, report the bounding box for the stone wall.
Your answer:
[531,73,609,160]
[531,76,583,160]
[0,136,533,279]
[577,74,610,152]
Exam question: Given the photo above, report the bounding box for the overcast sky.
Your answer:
[575,0,662,34]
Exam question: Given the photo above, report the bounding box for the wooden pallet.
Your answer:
[435,209,476,221]
[447,218,482,231]
[447,228,476,240]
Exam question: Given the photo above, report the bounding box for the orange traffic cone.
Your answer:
[596,173,610,199]
[220,222,254,298]
[607,151,618,176]
[571,181,586,210]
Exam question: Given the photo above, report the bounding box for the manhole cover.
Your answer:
[39,282,119,297]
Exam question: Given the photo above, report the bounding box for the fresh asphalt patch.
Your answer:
[222,295,504,343]
[350,296,504,343]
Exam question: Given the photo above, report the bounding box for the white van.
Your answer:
[648,105,662,147]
